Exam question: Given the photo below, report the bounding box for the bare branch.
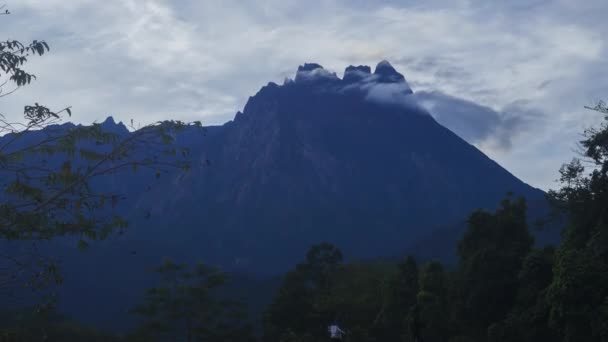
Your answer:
[0,85,20,98]
[584,100,608,114]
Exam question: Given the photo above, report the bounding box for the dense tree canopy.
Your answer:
[264,154,608,342]
[457,196,534,338]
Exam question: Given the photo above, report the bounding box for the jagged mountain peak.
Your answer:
[373,60,409,85]
[297,63,324,72]
[103,116,116,124]
[99,116,129,134]
[375,60,396,73]
[295,63,339,83]
[284,61,413,99]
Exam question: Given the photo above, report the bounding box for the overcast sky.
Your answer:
[2,0,607,191]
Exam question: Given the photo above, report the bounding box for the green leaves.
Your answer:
[130,260,254,341]
[543,111,608,340]
[23,103,61,124]
[10,68,36,86]
[30,40,49,56]
[0,39,50,89]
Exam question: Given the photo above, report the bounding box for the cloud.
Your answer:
[2,0,608,190]
[288,64,540,152]
[335,63,418,109]
[364,82,417,109]
[294,67,339,83]
[413,91,544,150]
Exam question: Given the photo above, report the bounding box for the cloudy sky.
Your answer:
[2,0,607,191]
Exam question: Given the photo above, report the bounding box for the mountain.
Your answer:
[1,61,551,331]
[126,61,545,273]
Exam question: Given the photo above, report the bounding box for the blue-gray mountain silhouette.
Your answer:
[125,61,544,273]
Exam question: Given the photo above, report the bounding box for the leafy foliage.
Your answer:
[264,243,345,340]
[545,105,608,341]
[129,259,256,342]
[0,38,49,90]
[0,6,201,313]
[0,308,119,342]
[456,196,534,338]
[266,242,425,342]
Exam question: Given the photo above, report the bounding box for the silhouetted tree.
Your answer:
[457,196,534,339]
[129,259,255,342]
[264,243,344,341]
[0,307,119,341]
[376,255,418,341]
[0,5,201,311]
[546,102,608,341]
[487,246,558,342]
[414,261,450,342]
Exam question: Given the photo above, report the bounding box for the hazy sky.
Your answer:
[3,0,607,191]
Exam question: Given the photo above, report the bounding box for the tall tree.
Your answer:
[374,255,418,341]
[457,196,534,340]
[546,102,608,341]
[414,261,450,342]
[264,243,344,341]
[487,246,558,342]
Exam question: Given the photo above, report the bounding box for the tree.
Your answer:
[0,308,119,342]
[264,243,344,341]
[328,261,393,342]
[263,267,315,340]
[129,259,255,342]
[413,261,450,342]
[374,255,418,341]
[546,102,608,341]
[487,246,558,342]
[457,196,534,339]
[303,242,344,291]
[0,5,200,311]
[266,244,424,342]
